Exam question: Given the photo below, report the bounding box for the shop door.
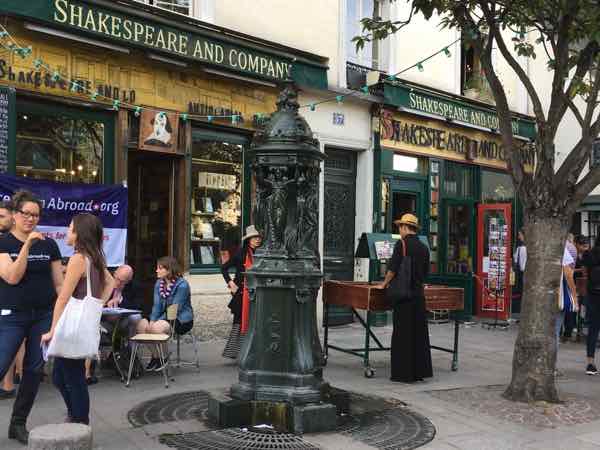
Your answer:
[324,148,357,326]
[384,178,426,232]
[127,153,175,312]
[475,204,512,321]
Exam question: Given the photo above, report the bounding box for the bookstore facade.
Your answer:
[374,81,536,320]
[0,0,328,290]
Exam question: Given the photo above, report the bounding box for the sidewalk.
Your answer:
[1,321,600,449]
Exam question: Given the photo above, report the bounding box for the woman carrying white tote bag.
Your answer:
[41,214,114,425]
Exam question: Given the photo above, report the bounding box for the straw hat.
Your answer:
[393,213,420,230]
[242,225,261,241]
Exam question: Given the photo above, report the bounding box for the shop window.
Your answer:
[429,160,440,273]
[191,138,243,267]
[446,203,472,274]
[481,170,514,203]
[16,112,103,183]
[442,161,475,199]
[346,0,383,70]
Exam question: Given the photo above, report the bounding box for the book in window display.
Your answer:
[200,246,216,265]
[203,197,214,213]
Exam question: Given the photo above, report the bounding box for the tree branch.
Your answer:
[480,4,546,125]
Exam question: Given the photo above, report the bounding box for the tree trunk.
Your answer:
[503,215,568,403]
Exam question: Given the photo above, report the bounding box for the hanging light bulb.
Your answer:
[309,103,316,111]
[112,99,120,111]
[443,47,451,57]
[336,95,344,104]
[181,113,188,122]
[134,106,142,117]
[207,115,213,122]
[417,63,424,72]
[90,92,98,101]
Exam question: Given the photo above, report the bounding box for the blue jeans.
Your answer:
[0,308,52,423]
[52,358,89,424]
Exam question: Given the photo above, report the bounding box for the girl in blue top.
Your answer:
[136,256,193,371]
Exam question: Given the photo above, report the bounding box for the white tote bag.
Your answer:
[47,257,104,360]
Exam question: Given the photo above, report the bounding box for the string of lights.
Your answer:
[0,24,461,120]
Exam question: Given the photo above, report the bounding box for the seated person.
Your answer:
[137,256,193,371]
[105,264,144,337]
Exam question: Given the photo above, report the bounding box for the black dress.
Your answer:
[388,235,433,382]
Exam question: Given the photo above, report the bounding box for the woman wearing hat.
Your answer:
[220,225,262,359]
[379,213,433,383]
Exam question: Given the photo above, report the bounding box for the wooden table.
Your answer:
[323,281,464,378]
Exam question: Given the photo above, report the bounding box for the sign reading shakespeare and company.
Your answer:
[0,0,300,83]
[379,110,535,170]
[383,82,537,140]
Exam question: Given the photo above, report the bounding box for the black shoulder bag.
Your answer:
[385,239,414,305]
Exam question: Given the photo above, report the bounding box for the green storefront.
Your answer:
[0,0,328,286]
[374,80,536,320]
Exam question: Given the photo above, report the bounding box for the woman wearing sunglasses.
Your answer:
[0,190,64,444]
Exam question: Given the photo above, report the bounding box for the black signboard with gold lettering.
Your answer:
[0,86,15,174]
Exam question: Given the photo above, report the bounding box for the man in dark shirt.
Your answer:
[380,213,432,383]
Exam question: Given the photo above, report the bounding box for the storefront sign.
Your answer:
[383,82,536,140]
[0,59,136,102]
[380,110,535,169]
[0,174,128,266]
[0,86,15,173]
[0,0,301,83]
[198,172,237,190]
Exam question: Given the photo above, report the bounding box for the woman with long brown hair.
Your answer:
[41,213,114,425]
[136,256,193,371]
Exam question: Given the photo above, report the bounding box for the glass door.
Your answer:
[476,204,512,320]
[442,199,475,275]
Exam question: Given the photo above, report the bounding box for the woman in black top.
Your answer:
[41,213,114,425]
[220,225,262,359]
[379,214,432,383]
[0,190,63,444]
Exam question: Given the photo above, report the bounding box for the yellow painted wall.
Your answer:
[0,20,278,123]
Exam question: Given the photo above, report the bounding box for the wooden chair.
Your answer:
[125,304,178,388]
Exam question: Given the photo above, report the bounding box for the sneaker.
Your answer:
[586,363,598,375]
[0,388,15,400]
[146,358,159,371]
[154,356,169,372]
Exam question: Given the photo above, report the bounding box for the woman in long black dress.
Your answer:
[380,213,432,382]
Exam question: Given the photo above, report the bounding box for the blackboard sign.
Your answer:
[0,86,15,174]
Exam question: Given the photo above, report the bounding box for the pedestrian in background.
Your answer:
[556,241,578,377]
[0,190,63,444]
[0,200,25,400]
[582,238,600,375]
[220,225,262,360]
[512,229,527,315]
[41,213,114,426]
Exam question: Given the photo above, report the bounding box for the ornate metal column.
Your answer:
[208,82,337,434]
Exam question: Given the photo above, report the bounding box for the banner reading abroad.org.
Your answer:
[0,174,127,266]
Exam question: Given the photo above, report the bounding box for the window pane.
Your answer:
[446,204,472,273]
[346,0,360,63]
[16,112,103,183]
[191,139,242,266]
[481,170,514,203]
[393,154,419,172]
[155,0,191,15]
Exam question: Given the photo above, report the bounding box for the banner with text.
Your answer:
[0,174,127,266]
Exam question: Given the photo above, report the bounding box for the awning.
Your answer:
[577,195,600,212]
[383,81,536,140]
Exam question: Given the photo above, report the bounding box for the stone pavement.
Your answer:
[1,320,600,450]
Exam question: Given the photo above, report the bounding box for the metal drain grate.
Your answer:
[159,428,321,450]
[337,406,435,450]
[128,391,211,428]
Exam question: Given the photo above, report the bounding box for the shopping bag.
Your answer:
[48,258,104,359]
[385,239,414,305]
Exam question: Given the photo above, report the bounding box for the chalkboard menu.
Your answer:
[0,86,15,174]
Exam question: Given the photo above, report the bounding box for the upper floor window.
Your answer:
[133,0,213,22]
[346,0,382,69]
[461,32,494,103]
